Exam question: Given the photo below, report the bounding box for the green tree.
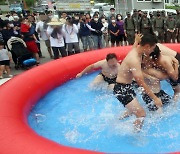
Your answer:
[24,0,35,7]
[96,0,114,5]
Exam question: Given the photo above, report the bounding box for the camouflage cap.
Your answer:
[126,12,131,15]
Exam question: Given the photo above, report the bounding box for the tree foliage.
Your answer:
[96,0,114,5]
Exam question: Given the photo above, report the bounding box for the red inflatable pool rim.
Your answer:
[0,44,179,154]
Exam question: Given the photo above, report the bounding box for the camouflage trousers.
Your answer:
[126,30,135,45]
[166,31,176,43]
[177,28,180,43]
[155,28,165,43]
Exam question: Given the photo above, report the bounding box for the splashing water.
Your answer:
[28,72,180,153]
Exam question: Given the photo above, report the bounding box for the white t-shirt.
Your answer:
[47,26,65,47]
[36,21,49,41]
[0,49,10,61]
[62,24,79,43]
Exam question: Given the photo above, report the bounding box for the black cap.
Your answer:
[149,12,153,15]
[127,12,131,15]
[168,13,172,16]
[110,8,115,11]
[133,9,137,12]
[144,11,148,14]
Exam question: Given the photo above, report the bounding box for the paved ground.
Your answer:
[0,41,54,85]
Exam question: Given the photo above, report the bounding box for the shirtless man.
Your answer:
[76,53,120,90]
[113,34,162,131]
[120,35,178,120]
[135,36,179,102]
[156,43,180,101]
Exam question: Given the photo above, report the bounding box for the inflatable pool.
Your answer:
[0,44,179,154]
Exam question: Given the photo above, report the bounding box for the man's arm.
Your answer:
[143,68,168,80]
[132,34,143,49]
[131,61,163,108]
[162,58,178,81]
[76,61,103,78]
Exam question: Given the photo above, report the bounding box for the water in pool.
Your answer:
[28,71,180,153]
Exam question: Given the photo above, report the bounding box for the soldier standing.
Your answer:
[124,12,137,45]
[153,11,165,43]
[165,13,176,43]
[149,12,155,24]
[139,12,152,35]
[176,10,180,43]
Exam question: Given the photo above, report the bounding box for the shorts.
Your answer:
[26,40,39,53]
[100,73,116,85]
[0,60,10,66]
[45,40,51,48]
[169,53,180,86]
[132,80,139,89]
[142,90,171,111]
[113,82,136,107]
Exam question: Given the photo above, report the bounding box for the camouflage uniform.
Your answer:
[139,12,152,35]
[175,13,180,43]
[124,12,137,45]
[165,13,176,43]
[153,16,165,43]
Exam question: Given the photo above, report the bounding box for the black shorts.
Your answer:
[113,82,136,107]
[169,53,180,86]
[100,73,116,85]
[142,90,171,111]
[0,60,10,66]
[132,80,139,89]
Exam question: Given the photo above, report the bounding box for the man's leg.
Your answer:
[81,36,87,51]
[92,35,98,49]
[67,43,74,55]
[173,85,180,103]
[126,98,146,131]
[45,40,53,58]
[59,47,67,57]
[91,74,104,87]
[52,47,59,59]
[87,35,94,50]
[73,42,80,54]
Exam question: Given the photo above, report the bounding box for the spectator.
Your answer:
[101,17,109,47]
[116,14,127,46]
[90,14,103,49]
[176,10,180,43]
[62,16,80,55]
[79,17,93,51]
[124,12,137,45]
[165,13,176,43]
[60,12,67,24]
[0,41,13,79]
[36,13,53,58]
[20,18,40,64]
[108,16,120,47]
[108,8,116,24]
[28,15,45,58]
[139,11,152,35]
[47,18,67,59]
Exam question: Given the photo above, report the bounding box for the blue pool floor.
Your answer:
[28,71,180,153]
